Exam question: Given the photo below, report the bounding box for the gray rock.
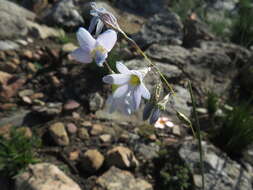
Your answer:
[89,92,104,112]
[0,0,35,40]
[15,163,81,190]
[94,166,153,190]
[133,11,183,47]
[0,110,30,127]
[49,122,69,146]
[136,143,159,160]
[239,63,253,96]
[42,0,84,29]
[116,0,168,15]
[0,40,20,50]
[179,140,253,190]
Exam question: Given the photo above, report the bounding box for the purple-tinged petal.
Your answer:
[89,16,99,34]
[97,29,117,52]
[103,74,130,85]
[116,62,131,74]
[140,84,150,99]
[95,20,104,37]
[77,27,96,51]
[133,86,142,110]
[70,48,92,63]
[113,84,129,98]
[149,108,160,124]
[95,52,107,67]
[143,103,154,120]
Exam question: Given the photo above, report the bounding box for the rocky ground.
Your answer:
[0,0,253,190]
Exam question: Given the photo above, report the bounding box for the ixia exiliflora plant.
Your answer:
[71,2,189,125]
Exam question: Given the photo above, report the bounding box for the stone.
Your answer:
[0,40,19,51]
[61,43,78,53]
[0,0,35,40]
[93,166,153,190]
[116,0,167,15]
[136,143,159,160]
[0,78,26,100]
[134,11,183,47]
[0,110,30,127]
[27,20,63,39]
[17,127,32,138]
[90,124,104,136]
[89,92,104,112]
[0,61,18,73]
[18,89,34,97]
[64,100,80,111]
[178,140,252,190]
[49,122,69,146]
[80,149,104,173]
[32,102,62,116]
[172,125,181,136]
[42,0,84,29]
[77,128,89,140]
[106,146,139,169]
[15,163,81,190]
[0,124,12,138]
[66,123,77,134]
[99,134,112,143]
[0,71,12,85]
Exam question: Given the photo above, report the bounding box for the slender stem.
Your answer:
[121,32,175,95]
[188,80,205,190]
[104,61,114,74]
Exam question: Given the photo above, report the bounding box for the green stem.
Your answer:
[188,80,205,190]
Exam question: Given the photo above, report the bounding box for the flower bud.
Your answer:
[149,108,161,125]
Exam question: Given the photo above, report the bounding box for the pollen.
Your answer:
[90,45,107,57]
[129,75,140,86]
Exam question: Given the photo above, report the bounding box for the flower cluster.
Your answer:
[70,2,184,128]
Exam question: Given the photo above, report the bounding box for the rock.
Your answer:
[94,166,153,190]
[26,20,63,39]
[136,143,159,160]
[61,43,78,53]
[22,0,48,13]
[15,163,81,190]
[0,62,18,73]
[42,0,84,29]
[0,71,12,85]
[77,128,89,140]
[64,100,80,111]
[80,149,104,173]
[17,127,33,138]
[178,140,252,190]
[89,93,104,112]
[146,44,190,67]
[99,134,112,143]
[66,123,77,134]
[106,146,139,169]
[49,122,69,146]
[172,125,181,136]
[0,0,35,40]
[239,63,253,96]
[22,50,33,59]
[18,89,34,98]
[116,0,167,15]
[0,78,26,101]
[0,124,12,138]
[0,40,19,50]
[32,102,62,116]
[0,110,30,127]
[90,124,104,136]
[69,151,79,161]
[134,11,183,47]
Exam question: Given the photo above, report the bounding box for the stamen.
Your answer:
[90,45,107,58]
[129,75,140,86]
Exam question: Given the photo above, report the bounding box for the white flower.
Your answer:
[103,62,150,110]
[71,27,117,67]
[106,92,135,115]
[154,117,174,129]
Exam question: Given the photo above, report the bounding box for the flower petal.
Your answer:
[103,74,130,85]
[149,108,160,124]
[143,103,153,120]
[113,84,129,98]
[95,20,104,37]
[95,52,107,67]
[116,62,131,74]
[140,84,150,99]
[97,29,117,52]
[88,16,99,34]
[133,86,142,110]
[77,27,96,51]
[70,48,92,63]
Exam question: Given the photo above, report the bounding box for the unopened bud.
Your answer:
[176,111,192,126]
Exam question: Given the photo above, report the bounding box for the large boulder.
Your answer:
[0,0,35,40]
[133,10,183,48]
[178,139,253,190]
[42,0,84,29]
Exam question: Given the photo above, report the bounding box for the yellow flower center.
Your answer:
[90,45,107,58]
[129,75,140,86]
